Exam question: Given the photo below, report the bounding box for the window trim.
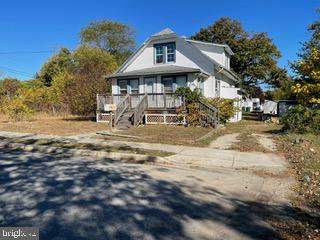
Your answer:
[117,78,140,95]
[161,74,187,93]
[154,42,176,64]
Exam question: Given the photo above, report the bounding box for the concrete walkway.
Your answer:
[0,131,286,172]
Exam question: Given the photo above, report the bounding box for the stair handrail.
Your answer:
[198,99,219,127]
[114,94,130,125]
[133,93,148,127]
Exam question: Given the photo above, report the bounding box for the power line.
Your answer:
[0,65,35,78]
[0,50,54,55]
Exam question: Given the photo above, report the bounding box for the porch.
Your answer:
[97,93,218,128]
[96,93,187,127]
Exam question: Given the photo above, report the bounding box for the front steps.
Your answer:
[116,110,134,130]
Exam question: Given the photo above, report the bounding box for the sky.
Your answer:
[0,0,318,80]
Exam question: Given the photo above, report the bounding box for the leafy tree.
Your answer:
[0,77,21,99]
[37,48,73,86]
[59,45,117,116]
[291,13,320,104]
[192,17,283,88]
[80,20,135,64]
[1,96,33,121]
[292,48,320,104]
[294,10,320,64]
[207,98,238,123]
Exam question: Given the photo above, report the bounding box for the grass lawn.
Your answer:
[0,114,109,136]
[98,120,281,148]
[111,125,211,146]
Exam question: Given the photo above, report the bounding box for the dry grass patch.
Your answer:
[265,133,320,240]
[108,125,212,146]
[97,120,281,148]
[224,120,281,152]
[0,114,109,136]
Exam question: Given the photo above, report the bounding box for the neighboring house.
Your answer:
[242,97,262,112]
[97,28,242,127]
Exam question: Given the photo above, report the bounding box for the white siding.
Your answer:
[190,42,230,69]
[203,76,215,98]
[124,37,214,75]
[112,35,237,100]
[111,79,119,94]
[139,76,144,94]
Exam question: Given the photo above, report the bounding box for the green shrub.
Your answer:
[208,98,238,123]
[184,103,200,126]
[175,87,202,104]
[2,97,34,121]
[281,105,320,134]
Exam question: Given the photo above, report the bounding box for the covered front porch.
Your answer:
[96,93,186,127]
[96,66,218,128]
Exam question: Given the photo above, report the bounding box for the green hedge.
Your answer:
[281,105,320,134]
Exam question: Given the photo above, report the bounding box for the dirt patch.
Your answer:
[230,132,269,152]
[252,133,277,152]
[209,133,240,149]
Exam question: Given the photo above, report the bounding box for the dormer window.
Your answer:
[154,42,176,64]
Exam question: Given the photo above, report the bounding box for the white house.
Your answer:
[98,28,242,127]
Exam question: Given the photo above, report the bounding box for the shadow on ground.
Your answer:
[0,146,312,240]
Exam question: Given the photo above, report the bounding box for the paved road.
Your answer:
[0,131,286,171]
[0,146,292,240]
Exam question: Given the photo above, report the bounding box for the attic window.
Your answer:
[155,46,164,63]
[154,42,176,64]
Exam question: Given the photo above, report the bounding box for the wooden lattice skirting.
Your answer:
[145,114,186,125]
[96,112,114,123]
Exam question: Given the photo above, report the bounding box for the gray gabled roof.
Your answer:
[107,65,208,79]
[114,28,239,82]
[152,28,175,36]
[186,39,234,55]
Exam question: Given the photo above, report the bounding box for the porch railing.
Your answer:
[97,94,112,111]
[198,100,219,128]
[133,94,148,127]
[114,94,130,125]
[97,93,184,110]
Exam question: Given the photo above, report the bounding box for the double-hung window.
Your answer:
[129,79,139,94]
[118,79,139,95]
[166,43,175,62]
[155,45,164,64]
[161,75,186,93]
[119,80,128,95]
[154,42,176,64]
[162,77,174,93]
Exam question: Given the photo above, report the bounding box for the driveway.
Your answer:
[0,145,293,240]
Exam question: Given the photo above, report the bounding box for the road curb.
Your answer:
[0,141,171,165]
